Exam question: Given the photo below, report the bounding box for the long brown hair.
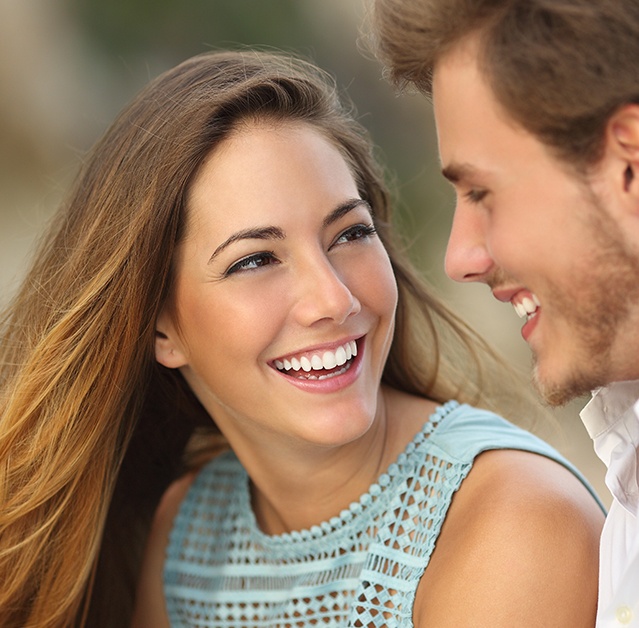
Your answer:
[0,49,529,627]
[371,0,639,170]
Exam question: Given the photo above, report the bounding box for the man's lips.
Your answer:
[512,293,541,321]
[492,288,541,320]
[492,288,542,343]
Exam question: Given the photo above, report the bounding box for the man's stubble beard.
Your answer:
[533,186,639,406]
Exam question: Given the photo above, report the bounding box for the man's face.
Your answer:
[432,37,639,405]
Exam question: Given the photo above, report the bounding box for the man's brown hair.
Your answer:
[372,0,639,169]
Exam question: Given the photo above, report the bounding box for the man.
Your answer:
[371,0,639,625]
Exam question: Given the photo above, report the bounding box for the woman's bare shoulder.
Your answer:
[130,473,196,628]
[414,448,604,627]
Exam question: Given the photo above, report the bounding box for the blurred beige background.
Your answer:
[0,0,608,505]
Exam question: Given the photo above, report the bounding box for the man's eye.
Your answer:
[225,252,278,276]
[464,189,488,204]
[333,224,377,246]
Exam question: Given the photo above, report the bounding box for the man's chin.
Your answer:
[532,362,598,407]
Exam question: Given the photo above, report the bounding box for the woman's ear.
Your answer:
[154,310,188,369]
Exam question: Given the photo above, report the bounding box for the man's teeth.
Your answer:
[513,294,541,319]
[274,340,357,376]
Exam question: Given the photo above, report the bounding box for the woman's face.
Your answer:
[155,121,397,450]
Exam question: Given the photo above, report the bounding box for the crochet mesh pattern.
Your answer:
[163,401,588,627]
[164,402,467,627]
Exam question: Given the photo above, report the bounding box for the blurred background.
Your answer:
[0,0,608,503]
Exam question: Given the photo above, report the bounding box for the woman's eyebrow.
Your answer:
[208,198,372,264]
[323,198,372,228]
[208,226,285,264]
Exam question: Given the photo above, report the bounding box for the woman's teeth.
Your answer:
[274,340,357,379]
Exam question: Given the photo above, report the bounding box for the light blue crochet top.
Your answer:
[164,401,602,627]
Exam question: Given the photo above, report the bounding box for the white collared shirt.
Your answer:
[581,381,639,626]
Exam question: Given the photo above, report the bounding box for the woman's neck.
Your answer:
[231,387,437,535]
[249,420,389,535]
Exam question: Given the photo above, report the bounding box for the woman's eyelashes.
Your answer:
[222,223,377,277]
[331,223,377,247]
[224,251,278,276]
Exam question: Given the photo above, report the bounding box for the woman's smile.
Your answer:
[270,337,365,392]
[273,337,358,377]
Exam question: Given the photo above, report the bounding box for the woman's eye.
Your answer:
[225,252,278,276]
[333,224,377,246]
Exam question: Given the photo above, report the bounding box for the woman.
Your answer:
[0,51,603,628]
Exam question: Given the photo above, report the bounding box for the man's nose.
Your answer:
[444,204,494,283]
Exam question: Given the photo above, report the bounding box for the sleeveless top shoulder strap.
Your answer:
[429,404,603,506]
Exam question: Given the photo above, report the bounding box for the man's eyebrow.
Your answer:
[208,226,285,264]
[207,198,372,265]
[441,162,478,184]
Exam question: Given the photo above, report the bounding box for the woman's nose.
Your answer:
[293,256,361,327]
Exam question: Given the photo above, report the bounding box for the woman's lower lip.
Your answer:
[274,340,364,393]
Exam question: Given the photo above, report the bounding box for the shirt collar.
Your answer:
[580,381,639,515]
